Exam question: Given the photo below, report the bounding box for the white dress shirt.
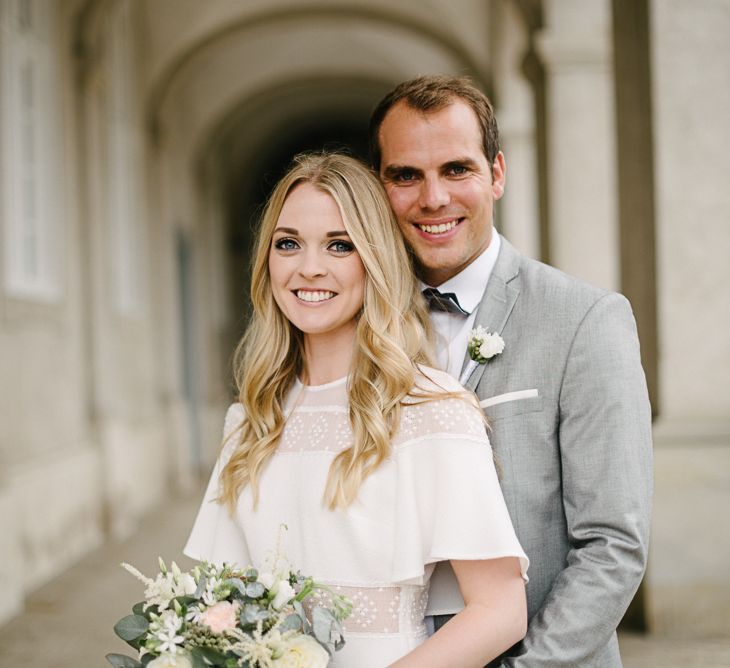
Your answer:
[421,232,501,379]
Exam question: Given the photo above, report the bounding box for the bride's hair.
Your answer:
[219,152,435,511]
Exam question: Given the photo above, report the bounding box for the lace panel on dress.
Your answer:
[303,584,429,636]
[278,397,486,454]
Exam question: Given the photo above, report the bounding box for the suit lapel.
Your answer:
[461,236,522,391]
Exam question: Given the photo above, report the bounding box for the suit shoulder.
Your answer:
[515,254,632,315]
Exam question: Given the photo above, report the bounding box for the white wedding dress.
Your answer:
[185,367,528,667]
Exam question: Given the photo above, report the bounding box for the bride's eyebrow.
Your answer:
[273,227,298,235]
[325,230,350,238]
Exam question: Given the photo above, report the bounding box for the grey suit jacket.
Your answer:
[428,237,653,667]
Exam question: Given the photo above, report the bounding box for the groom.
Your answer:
[370,75,653,666]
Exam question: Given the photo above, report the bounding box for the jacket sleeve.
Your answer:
[501,292,653,667]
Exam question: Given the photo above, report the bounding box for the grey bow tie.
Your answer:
[422,288,469,317]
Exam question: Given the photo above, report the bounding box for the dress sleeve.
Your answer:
[183,404,252,569]
[390,395,529,585]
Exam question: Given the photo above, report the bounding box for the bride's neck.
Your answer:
[301,326,356,386]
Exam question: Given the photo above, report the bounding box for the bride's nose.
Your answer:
[298,247,327,278]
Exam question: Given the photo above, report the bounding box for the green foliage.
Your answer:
[105,653,142,668]
[192,646,230,665]
[114,614,150,642]
[279,612,303,632]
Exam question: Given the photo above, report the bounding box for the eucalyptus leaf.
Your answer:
[244,568,258,580]
[279,612,302,632]
[105,653,142,668]
[311,606,335,644]
[224,577,247,597]
[245,581,265,598]
[113,614,149,642]
[293,600,312,634]
[194,574,207,599]
[331,617,346,650]
[131,601,146,617]
[242,604,260,624]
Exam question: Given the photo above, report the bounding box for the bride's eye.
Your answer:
[328,240,355,254]
[274,237,299,251]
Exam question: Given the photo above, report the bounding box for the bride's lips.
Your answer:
[412,217,464,241]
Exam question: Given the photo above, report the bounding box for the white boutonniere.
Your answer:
[459,327,505,385]
[467,326,505,363]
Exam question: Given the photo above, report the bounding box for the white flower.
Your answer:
[156,628,185,654]
[258,571,276,590]
[185,605,203,624]
[274,635,329,668]
[272,580,296,610]
[149,610,186,654]
[147,653,193,668]
[478,334,505,359]
[145,575,173,609]
[467,326,505,364]
[178,572,197,596]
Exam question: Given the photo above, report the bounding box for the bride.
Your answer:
[185,152,528,667]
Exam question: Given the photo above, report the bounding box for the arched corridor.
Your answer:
[1,1,730,655]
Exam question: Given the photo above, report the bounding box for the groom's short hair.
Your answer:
[368,74,501,172]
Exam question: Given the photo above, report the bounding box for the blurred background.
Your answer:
[0,0,728,665]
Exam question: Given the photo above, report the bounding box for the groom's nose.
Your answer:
[418,175,450,211]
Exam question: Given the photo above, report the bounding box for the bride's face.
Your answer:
[269,183,366,342]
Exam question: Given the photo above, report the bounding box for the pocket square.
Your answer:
[479,389,539,409]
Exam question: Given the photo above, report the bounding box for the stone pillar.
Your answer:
[647,0,730,635]
[535,0,618,290]
[492,0,540,259]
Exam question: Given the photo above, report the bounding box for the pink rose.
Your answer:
[200,601,238,634]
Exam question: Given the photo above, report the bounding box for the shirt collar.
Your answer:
[420,232,501,315]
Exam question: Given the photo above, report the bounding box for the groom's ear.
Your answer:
[491,152,506,200]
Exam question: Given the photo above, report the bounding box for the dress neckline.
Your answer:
[294,375,348,392]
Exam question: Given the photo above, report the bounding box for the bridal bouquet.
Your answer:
[106,558,351,668]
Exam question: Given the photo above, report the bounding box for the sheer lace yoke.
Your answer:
[278,375,486,455]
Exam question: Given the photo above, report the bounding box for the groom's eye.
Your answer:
[396,169,418,182]
[385,167,419,183]
[445,163,469,177]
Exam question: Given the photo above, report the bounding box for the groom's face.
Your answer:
[377,99,505,287]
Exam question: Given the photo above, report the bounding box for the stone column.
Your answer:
[647,0,730,635]
[492,0,540,259]
[535,0,618,290]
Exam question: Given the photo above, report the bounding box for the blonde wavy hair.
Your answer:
[219,152,436,511]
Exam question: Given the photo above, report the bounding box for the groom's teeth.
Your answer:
[417,219,459,234]
[296,290,335,302]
